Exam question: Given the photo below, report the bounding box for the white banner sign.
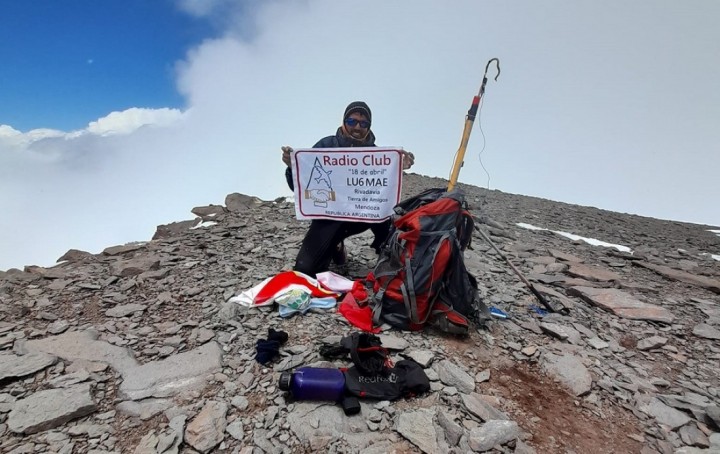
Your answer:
[291,147,403,222]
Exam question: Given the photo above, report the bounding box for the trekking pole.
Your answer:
[473,223,570,315]
[448,58,500,192]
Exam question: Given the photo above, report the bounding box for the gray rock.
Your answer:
[637,335,668,350]
[476,369,491,383]
[405,349,434,367]
[116,398,173,420]
[633,261,720,294]
[56,249,94,263]
[237,372,254,389]
[436,411,463,446]
[539,322,583,343]
[0,352,56,382]
[106,303,147,318]
[103,243,144,256]
[184,401,228,453]
[7,383,96,434]
[24,330,139,375]
[119,342,223,400]
[67,422,112,437]
[47,320,70,334]
[567,287,675,323]
[217,301,241,322]
[706,405,720,429]
[153,414,185,454]
[587,336,610,349]
[395,408,440,454]
[48,369,90,388]
[231,396,249,411]
[549,249,584,263]
[674,448,714,454]
[252,429,277,453]
[286,402,385,450]
[226,420,244,441]
[636,395,692,430]
[566,263,621,282]
[110,256,161,277]
[692,324,720,340]
[679,423,709,448]
[541,353,593,396]
[225,193,263,212]
[274,354,305,372]
[539,322,569,340]
[436,360,475,394]
[134,430,159,454]
[194,328,215,344]
[152,219,198,240]
[377,334,409,350]
[461,393,509,422]
[515,440,538,454]
[468,420,520,452]
[0,393,17,413]
[192,205,226,217]
[710,433,720,448]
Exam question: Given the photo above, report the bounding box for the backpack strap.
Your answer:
[402,250,418,324]
[414,231,452,326]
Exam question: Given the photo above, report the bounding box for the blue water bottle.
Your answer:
[278,367,346,402]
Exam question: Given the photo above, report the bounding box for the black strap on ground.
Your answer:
[473,223,569,315]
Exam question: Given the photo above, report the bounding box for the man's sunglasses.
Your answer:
[344,118,370,128]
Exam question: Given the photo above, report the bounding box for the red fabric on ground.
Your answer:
[338,293,380,333]
[254,271,340,305]
[350,280,369,307]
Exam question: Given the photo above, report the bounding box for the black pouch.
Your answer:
[343,359,430,401]
[320,332,389,376]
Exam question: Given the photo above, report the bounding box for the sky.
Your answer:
[1,0,719,271]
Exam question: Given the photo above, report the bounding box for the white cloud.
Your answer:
[1,0,719,271]
[1,107,184,148]
[0,125,67,148]
[86,108,185,136]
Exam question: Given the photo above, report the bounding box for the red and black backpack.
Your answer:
[370,188,488,335]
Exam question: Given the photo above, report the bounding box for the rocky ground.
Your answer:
[0,172,719,454]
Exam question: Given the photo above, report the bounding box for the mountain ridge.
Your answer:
[0,173,719,453]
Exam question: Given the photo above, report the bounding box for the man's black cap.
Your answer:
[343,101,372,124]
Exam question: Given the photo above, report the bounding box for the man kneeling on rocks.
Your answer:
[281,101,414,277]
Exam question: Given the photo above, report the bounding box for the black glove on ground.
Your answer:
[255,328,289,364]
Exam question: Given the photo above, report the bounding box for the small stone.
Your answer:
[47,320,70,335]
[692,324,720,340]
[476,370,491,383]
[468,420,520,452]
[587,337,609,349]
[231,396,249,411]
[405,349,434,367]
[637,336,668,351]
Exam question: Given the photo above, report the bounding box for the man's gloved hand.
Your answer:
[402,150,415,170]
[281,146,293,167]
